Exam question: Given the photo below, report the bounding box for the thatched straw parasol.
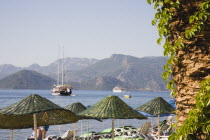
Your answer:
[0,94,79,140]
[135,97,175,140]
[65,102,102,140]
[79,95,147,140]
[65,102,87,115]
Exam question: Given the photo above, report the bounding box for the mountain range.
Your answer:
[0,54,168,91]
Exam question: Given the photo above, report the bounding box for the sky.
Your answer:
[0,0,163,67]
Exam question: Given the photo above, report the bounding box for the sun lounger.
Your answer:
[139,122,154,140]
[153,135,169,140]
[44,135,61,140]
[79,131,99,140]
[43,129,75,140]
[61,130,74,140]
[98,128,112,138]
[151,124,173,140]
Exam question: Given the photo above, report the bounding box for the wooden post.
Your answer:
[59,126,62,136]
[87,120,89,137]
[81,120,83,136]
[122,120,125,140]
[33,114,38,140]
[158,114,160,140]
[10,129,14,140]
[73,123,77,140]
[112,119,115,140]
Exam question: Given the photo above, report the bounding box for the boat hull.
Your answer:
[123,95,132,98]
[51,91,72,96]
[112,86,126,93]
[51,86,72,96]
[113,89,123,93]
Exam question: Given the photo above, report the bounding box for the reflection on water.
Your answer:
[0,89,171,140]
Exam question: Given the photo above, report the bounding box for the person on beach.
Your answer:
[163,116,173,134]
[41,125,49,139]
[154,116,173,136]
[28,127,42,140]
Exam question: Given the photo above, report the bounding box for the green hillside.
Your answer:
[0,70,56,89]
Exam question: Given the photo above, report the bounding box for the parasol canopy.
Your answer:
[65,102,87,115]
[79,95,147,119]
[78,95,147,140]
[135,97,175,140]
[65,102,102,140]
[65,102,102,121]
[0,94,79,129]
[135,97,175,115]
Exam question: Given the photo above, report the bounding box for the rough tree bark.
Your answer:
[168,0,210,128]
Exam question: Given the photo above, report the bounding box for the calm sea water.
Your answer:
[0,89,172,140]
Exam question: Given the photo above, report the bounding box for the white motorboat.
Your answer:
[112,86,126,92]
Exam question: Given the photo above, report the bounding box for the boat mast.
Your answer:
[57,46,60,85]
[61,46,64,86]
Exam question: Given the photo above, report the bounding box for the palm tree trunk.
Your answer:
[168,0,210,128]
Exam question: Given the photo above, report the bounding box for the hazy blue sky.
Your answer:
[0,0,163,67]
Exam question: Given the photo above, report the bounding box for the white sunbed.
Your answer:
[44,135,58,140]
[61,129,74,140]
[44,130,74,140]
[153,135,169,140]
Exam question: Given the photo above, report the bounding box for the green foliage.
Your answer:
[148,0,210,92]
[148,0,210,139]
[185,7,209,39]
[169,79,210,140]
[149,0,182,92]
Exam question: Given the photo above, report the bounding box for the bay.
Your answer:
[0,89,172,140]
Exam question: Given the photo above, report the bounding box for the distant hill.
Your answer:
[77,54,168,91]
[0,70,56,89]
[0,57,99,80]
[0,54,168,91]
[0,64,22,79]
[80,76,125,90]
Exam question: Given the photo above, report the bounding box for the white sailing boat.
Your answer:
[51,47,73,96]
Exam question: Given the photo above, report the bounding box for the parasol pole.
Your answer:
[158,114,160,140]
[122,120,125,140]
[151,117,153,127]
[33,113,38,140]
[10,129,13,140]
[59,126,62,136]
[102,120,104,131]
[100,120,102,131]
[87,120,89,138]
[112,119,115,140]
[122,119,125,127]
[73,123,77,140]
[81,120,83,136]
